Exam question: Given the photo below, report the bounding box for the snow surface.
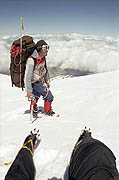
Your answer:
[1,33,119,75]
[0,71,119,180]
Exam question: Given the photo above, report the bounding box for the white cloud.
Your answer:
[0,33,119,75]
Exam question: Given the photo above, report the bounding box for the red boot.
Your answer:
[30,99,38,112]
[44,101,55,116]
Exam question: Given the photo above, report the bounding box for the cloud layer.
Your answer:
[0,33,119,76]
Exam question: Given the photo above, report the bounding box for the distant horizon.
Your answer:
[0,31,119,38]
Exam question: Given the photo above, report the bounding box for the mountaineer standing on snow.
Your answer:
[25,40,55,116]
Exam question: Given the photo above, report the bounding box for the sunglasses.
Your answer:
[42,45,49,51]
[37,45,49,52]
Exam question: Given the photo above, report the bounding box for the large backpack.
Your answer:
[10,35,36,90]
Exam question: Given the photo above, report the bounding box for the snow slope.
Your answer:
[0,71,119,180]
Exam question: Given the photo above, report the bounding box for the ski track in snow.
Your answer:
[0,72,119,180]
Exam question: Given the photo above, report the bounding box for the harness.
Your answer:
[4,139,34,165]
[22,139,34,156]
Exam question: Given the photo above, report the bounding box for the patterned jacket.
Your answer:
[24,50,49,93]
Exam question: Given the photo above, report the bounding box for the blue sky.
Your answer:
[0,0,119,36]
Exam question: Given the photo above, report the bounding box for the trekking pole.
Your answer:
[30,98,33,121]
[20,17,24,88]
[28,96,36,121]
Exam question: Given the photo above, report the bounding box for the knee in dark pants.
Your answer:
[45,91,54,102]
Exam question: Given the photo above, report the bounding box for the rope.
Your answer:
[10,45,26,67]
[28,85,49,102]
[43,87,49,100]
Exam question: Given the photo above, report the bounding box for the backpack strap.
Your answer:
[28,56,37,68]
[29,56,48,70]
[44,57,48,73]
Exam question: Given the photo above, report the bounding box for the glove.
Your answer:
[27,92,34,99]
